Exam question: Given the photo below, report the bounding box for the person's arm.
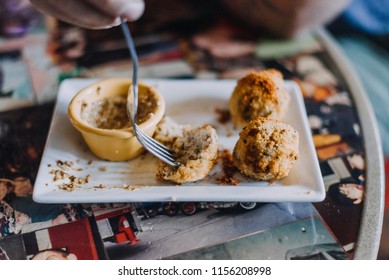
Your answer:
[29,0,144,29]
[219,0,351,38]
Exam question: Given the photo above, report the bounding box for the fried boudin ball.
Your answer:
[229,69,290,127]
[233,117,299,181]
[156,122,219,184]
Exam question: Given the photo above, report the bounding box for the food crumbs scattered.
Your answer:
[116,185,148,191]
[215,108,231,124]
[122,185,142,191]
[217,149,240,185]
[98,166,107,172]
[48,160,90,192]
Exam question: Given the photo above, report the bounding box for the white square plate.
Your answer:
[33,79,325,203]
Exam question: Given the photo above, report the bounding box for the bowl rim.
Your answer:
[68,78,165,139]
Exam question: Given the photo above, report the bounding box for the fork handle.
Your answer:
[121,20,139,123]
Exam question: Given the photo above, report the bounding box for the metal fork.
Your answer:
[120,21,180,167]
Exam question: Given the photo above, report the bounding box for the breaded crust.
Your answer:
[229,69,290,127]
[233,117,299,181]
[157,124,219,184]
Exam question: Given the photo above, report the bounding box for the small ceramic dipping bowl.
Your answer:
[68,78,165,161]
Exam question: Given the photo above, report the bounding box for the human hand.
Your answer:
[29,0,144,29]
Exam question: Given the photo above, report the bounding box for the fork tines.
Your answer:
[134,124,179,167]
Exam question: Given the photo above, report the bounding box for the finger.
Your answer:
[84,0,145,21]
[29,0,120,29]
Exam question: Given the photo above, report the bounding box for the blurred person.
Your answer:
[25,0,347,38]
[27,0,388,39]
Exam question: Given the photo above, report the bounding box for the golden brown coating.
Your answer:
[157,124,219,184]
[229,69,290,127]
[233,117,299,181]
